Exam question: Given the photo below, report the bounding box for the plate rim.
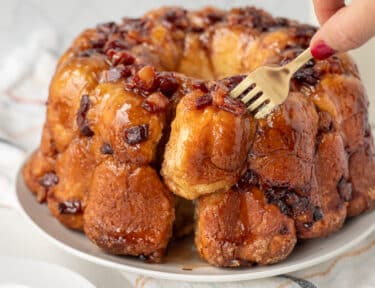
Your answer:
[16,167,375,282]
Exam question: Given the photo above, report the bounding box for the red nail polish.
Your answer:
[311,40,336,60]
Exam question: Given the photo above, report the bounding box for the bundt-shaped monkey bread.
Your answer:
[23,6,375,267]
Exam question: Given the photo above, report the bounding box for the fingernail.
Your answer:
[311,40,336,60]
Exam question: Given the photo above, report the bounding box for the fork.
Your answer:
[230,48,313,119]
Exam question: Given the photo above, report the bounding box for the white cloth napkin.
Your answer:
[0,29,374,288]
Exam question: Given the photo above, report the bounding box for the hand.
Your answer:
[310,0,375,59]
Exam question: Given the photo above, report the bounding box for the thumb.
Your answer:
[310,0,375,59]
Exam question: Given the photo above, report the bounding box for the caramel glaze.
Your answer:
[23,6,375,266]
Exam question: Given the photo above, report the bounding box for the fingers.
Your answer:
[313,0,345,25]
[311,0,375,58]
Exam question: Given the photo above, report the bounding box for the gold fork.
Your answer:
[230,48,313,119]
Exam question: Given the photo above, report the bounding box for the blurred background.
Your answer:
[0,0,374,150]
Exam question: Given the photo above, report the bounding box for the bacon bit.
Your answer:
[218,96,246,116]
[124,124,149,145]
[211,84,246,115]
[195,94,212,109]
[191,81,209,93]
[58,200,82,215]
[89,36,106,49]
[205,12,224,24]
[106,49,135,66]
[142,92,169,113]
[163,9,189,29]
[76,95,94,137]
[293,66,320,86]
[104,38,128,51]
[227,7,274,31]
[96,22,118,34]
[165,10,179,23]
[156,73,179,97]
[134,66,156,91]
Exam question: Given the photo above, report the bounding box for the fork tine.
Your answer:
[230,74,255,98]
[248,95,268,112]
[255,103,275,119]
[242,86,262,103]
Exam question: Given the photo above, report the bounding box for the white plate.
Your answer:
[0,256,95,288]
[16,169,375,282]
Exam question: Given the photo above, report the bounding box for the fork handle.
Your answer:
[285,48,313,75]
